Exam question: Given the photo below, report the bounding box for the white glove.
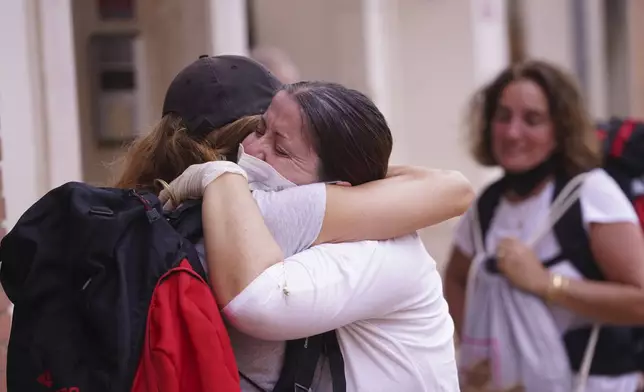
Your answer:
[158,161,248,210]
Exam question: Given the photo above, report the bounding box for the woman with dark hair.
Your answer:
[161,80,467,390]
[443,60,644,391]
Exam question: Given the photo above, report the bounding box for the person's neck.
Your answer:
[501,157,556,202]
[504,176,553,202]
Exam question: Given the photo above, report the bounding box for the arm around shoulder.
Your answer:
[316,165,475,244]
[202,173,284,307]
[224,236,430,340]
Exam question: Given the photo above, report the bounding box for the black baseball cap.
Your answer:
[162,54,282,137]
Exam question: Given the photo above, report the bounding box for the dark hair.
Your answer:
[468,60,601,176]
[282,81,393,185]
[115,114,259,193]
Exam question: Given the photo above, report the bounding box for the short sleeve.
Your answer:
[195,183,326,276]
[252,183,326,258]
[579,169,639,229]
[453,206,475,257]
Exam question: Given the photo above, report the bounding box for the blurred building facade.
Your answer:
[0,0,644,387]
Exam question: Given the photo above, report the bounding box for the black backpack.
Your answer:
[0,181,345,392]
[598,117,644,231]
[474,117,644,376]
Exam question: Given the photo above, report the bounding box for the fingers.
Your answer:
[157,178,181,208]
[496,239,510,260]
[158,189,169,205]
[496,237,522,260]
[199,161,248,190]
[157,162,247,211]
[158,189,176,211]
[163,199,175,211]
[496,238,517,273]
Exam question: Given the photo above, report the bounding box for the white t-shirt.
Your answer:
[196,183,459,392]
[453,168,640,392]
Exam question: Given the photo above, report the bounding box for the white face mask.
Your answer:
[236,145,297,191]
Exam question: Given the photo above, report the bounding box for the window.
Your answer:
[98,0,135,20]
[90,34,140,145]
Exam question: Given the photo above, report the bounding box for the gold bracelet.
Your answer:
[546,273,569,303]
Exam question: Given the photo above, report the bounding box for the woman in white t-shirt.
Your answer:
[442,60,644,391]
[163,81,467,391]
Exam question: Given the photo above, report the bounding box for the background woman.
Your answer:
[445,60,644,391]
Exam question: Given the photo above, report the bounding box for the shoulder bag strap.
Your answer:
[521,172,600,392]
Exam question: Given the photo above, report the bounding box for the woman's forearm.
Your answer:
[202,173,283,307]
[444,248,472,339]
[316,166,474,244]
[543,277,644,325]
[388,165,475,222]
[410,167,474,224]
[444,277,466,338]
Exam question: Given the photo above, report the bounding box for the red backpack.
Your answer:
[597,118,644,230]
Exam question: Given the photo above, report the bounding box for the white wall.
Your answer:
[0,0,82,228]
[627,0,644,117]
[251,0,369,93]
[582,0,609,119]
[251,0,506,266]
[39,0,84,189]
[522,0,575,72]
[391,0,505,266]
[208,0,248,56]
[0,0,45,228]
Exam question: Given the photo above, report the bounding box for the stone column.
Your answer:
[522,0,575,72]
[208,0,249,56]
[627,0,644,117]
[39,0,84,189]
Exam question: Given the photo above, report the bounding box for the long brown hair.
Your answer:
[468,60,601,176]
[115,114,260,193]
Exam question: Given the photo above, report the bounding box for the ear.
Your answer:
[334,181,352,187]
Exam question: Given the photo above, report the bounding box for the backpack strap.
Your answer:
[165,200,204,243]
[273,331,346,392]
[165,200,207,280]
[549,175,642,375]
[324,331,346,392]
[274,336,323,392]
[475,178,506,249]
[470,179,506,275]
[550,175,604,280]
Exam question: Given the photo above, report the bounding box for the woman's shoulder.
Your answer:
[252,183,328,257]
[581,168,621,190]
[376,233,437,268]
[579,168,631,205]
[578,168,639,225]
[312,233,432,269]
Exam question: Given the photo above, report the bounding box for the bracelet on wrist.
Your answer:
[545,273,569,303]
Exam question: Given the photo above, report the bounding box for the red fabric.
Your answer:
[634,196,644,232]
[610,120,635,158]
[131,259,240,392]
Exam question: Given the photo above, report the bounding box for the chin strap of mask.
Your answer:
[502,156,558,197]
